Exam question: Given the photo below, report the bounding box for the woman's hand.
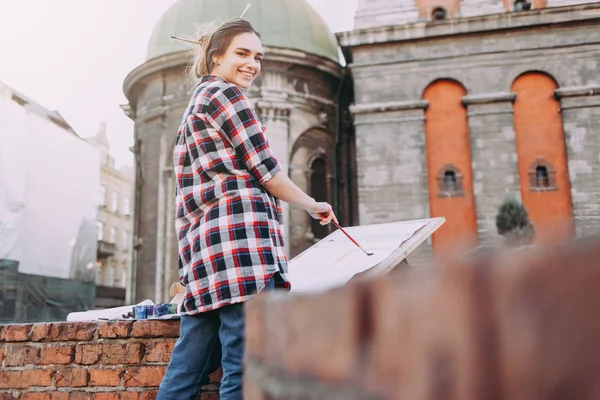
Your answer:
[307,201,337,226]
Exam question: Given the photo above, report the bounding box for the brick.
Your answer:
[68,393,91,400]
[91,393,120,400]
[132,321,179,338]
[144,342,174,363]
[50,393,69,400]
[244,292,269,359]
[74,344,102,365]
[124,366,167,388]
[41,345,75,365]
[21,393,52,400]
[0,347,4,364]
[416,260,498,400]
[121,391,157,400]
[0,324,33,342]
[100,343,143,365]
[98,321,133,339]
[21,368,53,388]
[137,392,158,400]
[50,322,97,341]
[208,367,222,383]
[243,378,265,400]
[0,371,22,389]
[0,392,19,400]
[90,368,123,387]
[490,241,600,400]
[55,367,89,388]
[362,268,437,399]
[30,323,52,342]
[262,286,361,383]
[4,345,40,366]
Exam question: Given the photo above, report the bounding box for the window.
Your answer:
[99,185,106,206]
[122,231,129,250]
[437,164,464,197]
[513,0,532,11]
[110,227,117,243]
[123,197,130,216]
[97,221,104,241]
[432,7,448,20]
[309,158,329,240]
[111,192,118,213]
[529,158,557,191]
[444,171,457,192]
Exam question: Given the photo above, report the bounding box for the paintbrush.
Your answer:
[322,214,373,256]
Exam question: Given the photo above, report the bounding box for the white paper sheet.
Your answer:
[66,299,154,322]
[288,220,429,294]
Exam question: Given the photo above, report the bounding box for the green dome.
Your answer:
[147,0,340,62]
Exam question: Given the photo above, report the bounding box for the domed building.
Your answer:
[123,0,357,303]
[125,0,600,304]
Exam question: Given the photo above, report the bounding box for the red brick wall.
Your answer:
[245,236,600,399]
[423,80,478,256]
[512,72,574,244]
[0,320,220,400]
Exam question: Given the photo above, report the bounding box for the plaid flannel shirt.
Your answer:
[174,75,290,315]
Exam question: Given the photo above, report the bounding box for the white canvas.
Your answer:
[288,218,445,294]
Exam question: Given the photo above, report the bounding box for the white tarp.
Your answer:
[288,218,445,294]
[0,88,100,281]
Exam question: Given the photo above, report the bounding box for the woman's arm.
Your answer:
[263,171,336,225]
[202,84,335,224]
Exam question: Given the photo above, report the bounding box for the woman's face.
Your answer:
[214,32,263,89]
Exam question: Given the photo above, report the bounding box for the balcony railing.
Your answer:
[97,240,117,259]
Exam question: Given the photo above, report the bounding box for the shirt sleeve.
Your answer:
[204,84,280,183]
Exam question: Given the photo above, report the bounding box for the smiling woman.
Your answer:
[156,17,336,400]
[188,20,264,88]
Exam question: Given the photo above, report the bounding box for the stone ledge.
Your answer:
[555,85,600,98]
[462,92,516,105]
[350,100,429,115]
[338,3,600,48]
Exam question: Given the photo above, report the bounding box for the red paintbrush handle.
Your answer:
[331,220,362,250]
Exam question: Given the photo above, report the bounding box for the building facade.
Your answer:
[124,0,600,302]
[86,123,134,292]
[340,0,600,257]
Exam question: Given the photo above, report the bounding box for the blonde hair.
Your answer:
[188,18,261,84]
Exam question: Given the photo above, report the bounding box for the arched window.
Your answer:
[432,7,448,20]
[310,158,329,240]
[444,171,457,192]
[528,158,556,191]
[513,0,532,11]
[437,164,464,197]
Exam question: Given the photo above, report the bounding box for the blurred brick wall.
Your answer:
[245,236,600,399]
[0,320,220,400]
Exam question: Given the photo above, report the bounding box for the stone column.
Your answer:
[351,100,432,260]
[256,99,293,254]
[463,92,520,245]
[555,85,600,238]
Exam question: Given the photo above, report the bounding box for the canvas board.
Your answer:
[287,217,445,295]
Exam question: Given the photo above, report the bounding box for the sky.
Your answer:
[0,0,358,167]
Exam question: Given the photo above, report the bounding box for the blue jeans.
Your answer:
[157,277,276,400]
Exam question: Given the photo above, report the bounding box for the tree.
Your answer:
[495,198,536,247]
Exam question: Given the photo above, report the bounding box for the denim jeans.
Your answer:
[156,277,276,400]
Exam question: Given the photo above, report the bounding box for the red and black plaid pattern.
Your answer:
[174,75,290,314]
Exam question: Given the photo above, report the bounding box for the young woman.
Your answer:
[157,18,336,400]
